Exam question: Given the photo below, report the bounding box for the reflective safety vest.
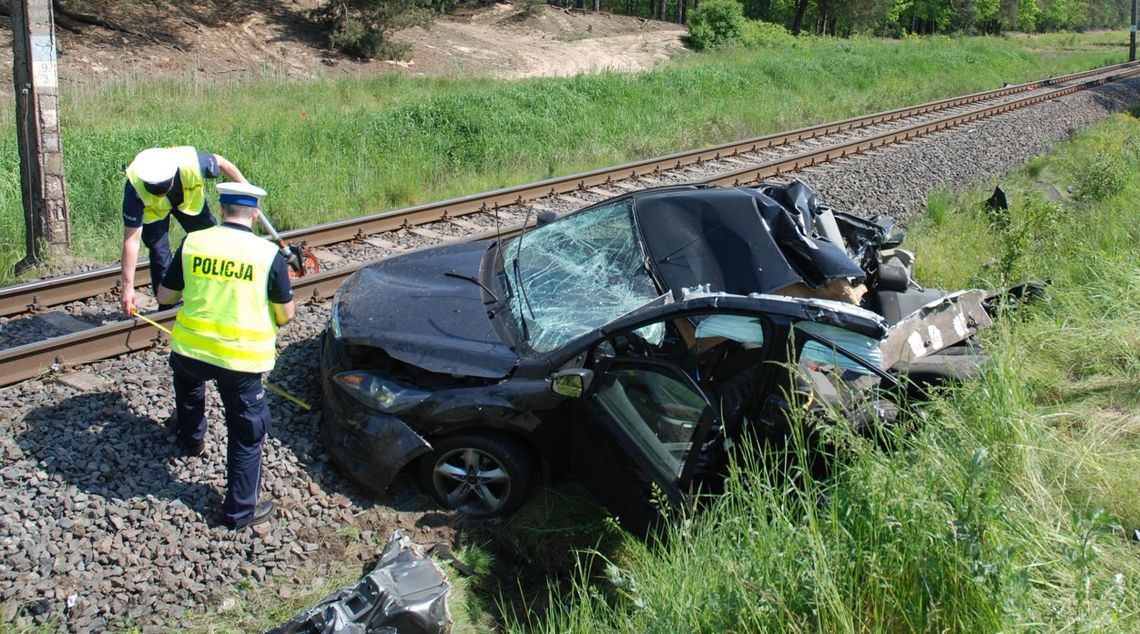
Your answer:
[125,146,206,225]
[170,225,281,373]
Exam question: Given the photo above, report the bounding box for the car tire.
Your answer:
[419,434,532,518]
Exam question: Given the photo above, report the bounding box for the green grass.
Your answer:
[0,31,1130,283]
[497,112,1140,632]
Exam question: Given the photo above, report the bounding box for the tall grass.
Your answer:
[0,32,1128,283]
[509,113,1140,632]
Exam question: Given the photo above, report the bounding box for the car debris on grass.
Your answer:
[270,530,453,634]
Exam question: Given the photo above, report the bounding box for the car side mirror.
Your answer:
[550,368,594,398]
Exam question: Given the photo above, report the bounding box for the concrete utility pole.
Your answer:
[1131,0,1137,62]
[10,0,70,272]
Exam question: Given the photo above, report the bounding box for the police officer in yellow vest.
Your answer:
[121,146,248,316]
[156,182,295,530]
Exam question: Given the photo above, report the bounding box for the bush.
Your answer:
[313,0,433,60]
[740,19,795,48]
[518,0,546,17]
[688,0,794,51]
[331,17,386,59]
[1073,151,1128,202]
[686,0,747,51]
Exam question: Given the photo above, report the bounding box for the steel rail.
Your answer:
[1,61,1135,318]
[701,67,1140,187]
[2,65,1138,387]
[0,268,351,388]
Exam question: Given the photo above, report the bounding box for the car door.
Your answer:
[571,355,716,533]
[568,308,773,533]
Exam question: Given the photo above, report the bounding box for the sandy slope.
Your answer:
[0,1,688,86]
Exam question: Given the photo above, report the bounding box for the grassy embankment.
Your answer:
[0,31,1128,284]
[495,111,1140,633]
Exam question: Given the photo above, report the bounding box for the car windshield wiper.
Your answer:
[510,258,534,343]
[511,257,536,320]
[444,270,499,305]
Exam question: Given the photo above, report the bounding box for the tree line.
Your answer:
[549,0,1132,35]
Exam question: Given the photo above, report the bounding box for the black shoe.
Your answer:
[179,440,207,457]
[227,501,276,530]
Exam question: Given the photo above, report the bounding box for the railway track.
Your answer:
[1,60,1138,387]
[1,60,1133,319]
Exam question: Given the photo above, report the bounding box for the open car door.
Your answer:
[553,298,778,533]
[571,356,719,534]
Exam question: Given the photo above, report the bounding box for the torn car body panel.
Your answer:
[880,289,994,369]
[318,396,433,495]
[634,186,865,297]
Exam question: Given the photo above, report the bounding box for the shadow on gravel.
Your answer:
[1089,81,1140,122]
[16,392,218,519]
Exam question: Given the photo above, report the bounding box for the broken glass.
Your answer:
[504,200,660,353]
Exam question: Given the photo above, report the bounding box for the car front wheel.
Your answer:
[419,434,532,517]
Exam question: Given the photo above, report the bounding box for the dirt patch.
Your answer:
[0,1,688,86]
[399,4,689,79]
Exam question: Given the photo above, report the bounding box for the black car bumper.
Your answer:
[320,332,432,492]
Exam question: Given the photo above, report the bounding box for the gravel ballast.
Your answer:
[1,77,1139,630]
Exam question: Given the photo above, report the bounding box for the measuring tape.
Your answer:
[130,309,313,410]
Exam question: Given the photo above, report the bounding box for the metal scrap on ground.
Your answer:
[269,530,453,634]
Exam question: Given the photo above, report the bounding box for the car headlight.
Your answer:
[334,372,430,413]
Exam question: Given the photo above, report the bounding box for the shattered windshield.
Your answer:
[502,200,660,353]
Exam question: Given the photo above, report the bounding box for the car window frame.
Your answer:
[585,355,718,502]
[592,358,713,473]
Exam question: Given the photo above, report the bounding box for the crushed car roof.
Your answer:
[634,186,865,297]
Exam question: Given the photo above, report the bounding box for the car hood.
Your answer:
[333,240,518,379]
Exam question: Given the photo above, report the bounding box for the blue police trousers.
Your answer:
[143,209,215,309]
[170,351,271,527]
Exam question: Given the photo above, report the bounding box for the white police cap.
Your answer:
[131,147,179,184]
[216,182,267,208]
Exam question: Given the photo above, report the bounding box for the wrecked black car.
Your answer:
[320,181,997,530]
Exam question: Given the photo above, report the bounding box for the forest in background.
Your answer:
[567,0,1133,35]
